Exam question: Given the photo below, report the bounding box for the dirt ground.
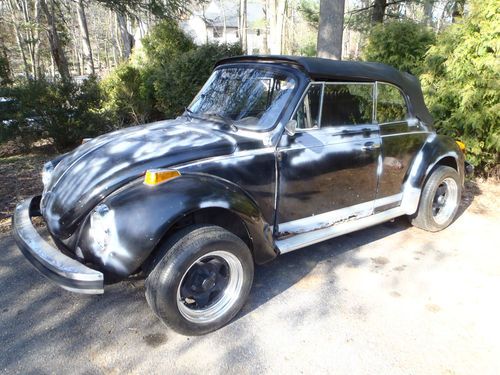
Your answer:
[1,154,499,374]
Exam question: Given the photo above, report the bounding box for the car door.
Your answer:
[374,82,430,211]
[276,82,381,234]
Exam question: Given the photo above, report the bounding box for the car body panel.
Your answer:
[77,174,277,277]
[277,124,381,223]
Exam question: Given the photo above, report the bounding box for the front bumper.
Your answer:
[12,196,104,294]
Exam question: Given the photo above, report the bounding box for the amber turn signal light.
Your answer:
[144,169,181,186]
[456,140,466,153]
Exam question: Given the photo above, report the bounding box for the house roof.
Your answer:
[216,55,433,125]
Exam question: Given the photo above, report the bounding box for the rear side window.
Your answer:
[376,83,408,123]
[321,83,374,127]
[294,84,322,130]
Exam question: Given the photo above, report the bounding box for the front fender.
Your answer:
[401,133,464,214]
[78,174,276,278]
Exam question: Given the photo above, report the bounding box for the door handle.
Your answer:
[361,142,381,151]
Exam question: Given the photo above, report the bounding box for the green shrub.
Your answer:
[100,63,157,126]
[364,21,435,75]
[141,19,195,69]
[1,77,111,151]
[421,0,499,175]
[154,43,243,117]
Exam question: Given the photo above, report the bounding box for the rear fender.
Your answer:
[78,174,276,278]
[401,133,464,215]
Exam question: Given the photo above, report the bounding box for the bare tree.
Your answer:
[76,0,94,74]
[239,0,247,53]
[317,0,345,60]
[268,0,286,54]
[423,0,434,26]
[371,0,386,24]
[40,0,71,80]
[116,11,131,58]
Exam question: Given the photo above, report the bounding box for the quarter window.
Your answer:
[294,84,322,130]
[376,83,408,123]
[321,83,374,127]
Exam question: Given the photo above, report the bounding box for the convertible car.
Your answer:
[13,56,471,335]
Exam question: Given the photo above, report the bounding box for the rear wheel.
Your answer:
[411,166,461,232]
[145,225,254,335]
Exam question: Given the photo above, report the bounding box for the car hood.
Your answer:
[42,118,237,237]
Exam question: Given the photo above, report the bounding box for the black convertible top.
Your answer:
[216,55,433,125]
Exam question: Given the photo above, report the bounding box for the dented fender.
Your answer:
[77,174,277,278]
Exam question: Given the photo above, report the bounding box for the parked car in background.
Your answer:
[13,56,471,335]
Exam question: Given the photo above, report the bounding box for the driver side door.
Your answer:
[276,82,381,235]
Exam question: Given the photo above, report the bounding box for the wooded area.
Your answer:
[0,0,498,176]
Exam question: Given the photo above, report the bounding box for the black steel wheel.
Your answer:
[145,225,254,335]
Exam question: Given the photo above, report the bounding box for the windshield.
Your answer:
[188,66,297,131]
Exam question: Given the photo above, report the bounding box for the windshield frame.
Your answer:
[187,62,304,133]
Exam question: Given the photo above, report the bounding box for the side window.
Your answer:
[321,83,374,127]
[294,84,322,130]
[376,83,408,123]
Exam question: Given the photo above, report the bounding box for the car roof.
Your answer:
[216,55,433,125]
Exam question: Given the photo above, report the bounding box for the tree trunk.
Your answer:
[40,0,71,80]
[262,1,269,54]
[371,0,386,24]
[76,0,94,74]
[219,0,227,43]
[239,0,248,52]
[423,0,434,26]
[268,0,286,54]
[116,12,131,59]
[451,0,465,23]
[317,0,345,60]
[7,0,30,78]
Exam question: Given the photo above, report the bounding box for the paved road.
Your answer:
[1,182,499,375]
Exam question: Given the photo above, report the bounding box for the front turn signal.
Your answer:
[144,169,181,186]
[456,140,466,153]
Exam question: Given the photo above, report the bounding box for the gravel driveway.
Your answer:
[1,180,499,375]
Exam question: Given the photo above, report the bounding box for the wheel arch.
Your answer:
[144,206,256,273]
[401,134,464,215]
[80,173,277,279]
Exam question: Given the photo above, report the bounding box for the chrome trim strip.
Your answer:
[12,196,104,294]
[276,205,407,254]
[278,193,402,235]
[381,131,430,138]
[175,147,276,170]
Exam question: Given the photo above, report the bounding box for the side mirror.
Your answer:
[285,119,297,136]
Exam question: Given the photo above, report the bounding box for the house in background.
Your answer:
[181,1,267,54]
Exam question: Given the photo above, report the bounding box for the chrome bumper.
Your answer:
[12,196,104,294]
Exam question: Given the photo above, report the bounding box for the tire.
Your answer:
[145,225,254,335]
[411,166,462,232]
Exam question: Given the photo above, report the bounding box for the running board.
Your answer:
[275,206,406,254]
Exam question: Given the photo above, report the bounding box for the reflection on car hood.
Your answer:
[43,118,237,237]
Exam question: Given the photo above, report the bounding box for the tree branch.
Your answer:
[347,0,413,15]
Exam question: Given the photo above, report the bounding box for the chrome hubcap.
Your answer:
[177,251,244,323]
[432,177,458,225]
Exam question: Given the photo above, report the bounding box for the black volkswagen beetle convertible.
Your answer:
[13,56,471,335]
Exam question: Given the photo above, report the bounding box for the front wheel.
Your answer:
[410,166,462,232]
[145,225,254,335]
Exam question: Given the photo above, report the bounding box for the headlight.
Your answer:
[89,204,114,251]
[42,161,54,188]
